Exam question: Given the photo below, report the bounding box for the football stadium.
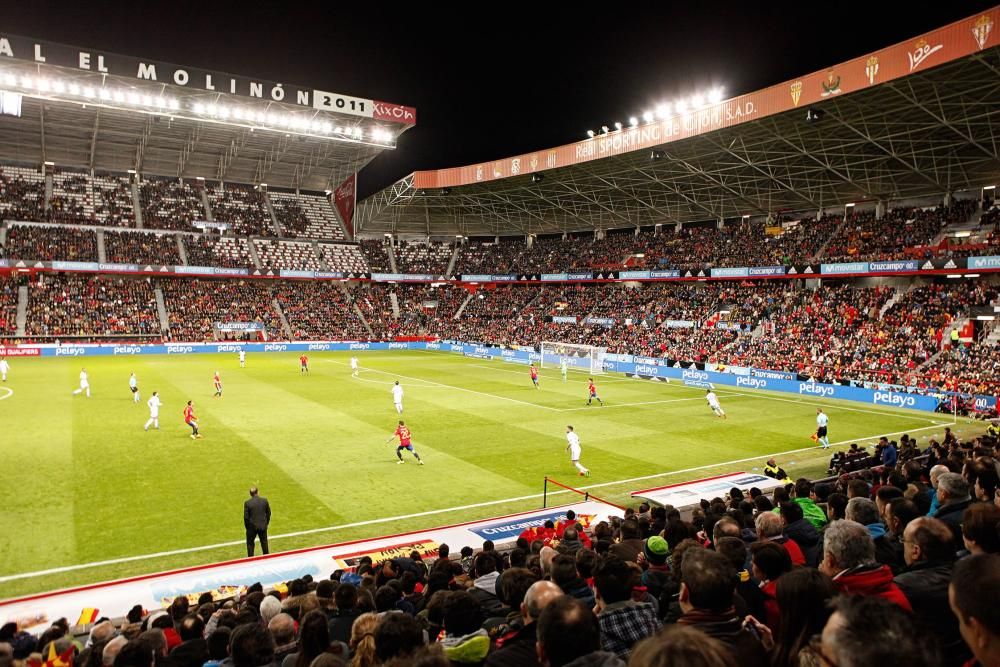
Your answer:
[2,6,1000,667]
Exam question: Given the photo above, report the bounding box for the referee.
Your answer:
[816,408,830,449]
[244,486,271,557]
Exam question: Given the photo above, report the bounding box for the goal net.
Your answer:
[540,341,608,375]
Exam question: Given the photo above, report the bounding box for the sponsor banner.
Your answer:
[631,473,785,516]
[333,174,356,238]
[173,265,250,276]
[214,322,265,332]
[967,255,1000,270]
[460,274,492,282]
[619,270,650,280]
[370,273,435,282]
[278,270,346,279]
[371,101,417,125]
[664,320,696,329]
[785,264,818,277]
[717,364,751,376]
[193,221,228,231]
[51,261,99,272]
[541,273,568,282]
[604,353,634,363]
[710,267,749,278]
[97,262,140,272]
[567,272,593,281]
[552,316,578,324]
[869,260,920,273]
[715,322,744,330]
[748,266,786,277]
[584,317,616,326]
[973,395,999,411]
[0,501,617,632]
[0,346,40,356]
[751,368,795,381]
[212,267,250,276]
[821,262,870,275]
[412,8,1000,188]
[650,270,681,279]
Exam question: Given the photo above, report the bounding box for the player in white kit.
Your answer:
[351,356,360,378]
[129,372,140,403]
[0,356,9,382]
[239,350,246,368]
[565,425,590,477]
[73,368,91,397]
[144,391,162,431]
[706,389,726,419]
[392,381,404,414]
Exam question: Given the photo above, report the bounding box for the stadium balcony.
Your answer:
[206,184,275,237]
[48,169,94,226]
[0,165,46,222]
[139,178,207,232]
[317,243,369,274]
[453,237,524,274]
[91,173,136,227]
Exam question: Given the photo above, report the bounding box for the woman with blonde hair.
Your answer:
[349,613,379,667]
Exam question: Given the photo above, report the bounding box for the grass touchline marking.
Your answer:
[0,422,945,584]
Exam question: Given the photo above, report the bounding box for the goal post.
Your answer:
[540,341,608,375]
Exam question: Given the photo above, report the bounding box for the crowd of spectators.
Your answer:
[395,241,454,275]
[0,166,46,222]
[207,185,275,237]
[139,180,207,232]
[160,279,285,342]
[275,283,369,341]
[48,172,92,225]
[183,236,253,269]
[93,175,136,227]
[271,199,311,238]
[6,224,98,261]
[6,431,1000,667]
[0,273,23,336]
[25,274,160,338]
[358,240,393,273]
[105,231,182,266]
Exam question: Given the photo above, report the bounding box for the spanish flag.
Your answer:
[28,641,76,667]
[76,608,99,626]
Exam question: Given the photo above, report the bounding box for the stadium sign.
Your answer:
[968,255,1000,270]
[821,262,870,275]
[371,273,434,281]
[748,266,786,277]
[0,33,416,124]
[869,260,920,272]
[710,267,749,278]
[215,322,265,332]
[650,270,681,279]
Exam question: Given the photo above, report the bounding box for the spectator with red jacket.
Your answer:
[818,520,912,611]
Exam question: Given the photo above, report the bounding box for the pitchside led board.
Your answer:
[0,340,992,413]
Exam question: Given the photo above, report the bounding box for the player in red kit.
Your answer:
[529,364,540,389]
[183,400,202,439]
[385,420,424,465]
[586,378,604,406]
[299,354,309,374]
[213,371,223,397]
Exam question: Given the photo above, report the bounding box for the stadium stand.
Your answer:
[139,178,206,232]
[254,240,323,271]
[358,238,393,272]
[0,165,46,221]
[48,170,93,225]
[395,239,453,274]
[160,278,286,342]
[104,230,182,265]
[275,282,369,340]
[182,234,254,269]
[24,274,160,339]
[270,191,346,240]
[206,184,275,237]
[318,243,369,274]
[91,173,136,227]
[5,224,98,261]
[0,273,21,337]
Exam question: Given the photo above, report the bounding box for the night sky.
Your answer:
[0,1,995,198]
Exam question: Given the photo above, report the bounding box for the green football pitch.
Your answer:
[0,350,976,598]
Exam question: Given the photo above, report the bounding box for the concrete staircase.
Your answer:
[200,188,214,222]
[263,192,283,236]
[96,230,107,263]
[445,244,460,277]
[15,284,28,337]
[812,215,849,261]
[387,239,399,273]
[176,234,188,265]
[247,240,263,269]
[312,240,329,271]
[131,181,144,229]
[453,293,475,320]
[44,173,53,211]
[879,286,908,319]
[154,287,170,334]
[389,290,400,318]
[271,298,294,339]
[335,283,374,338]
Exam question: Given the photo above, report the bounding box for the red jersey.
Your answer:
[213,373,221,385]
[300,355,308,365]
[530,366,538,378]
[183,406,196,423]
[588,381,596,395]
[394,425,412,446]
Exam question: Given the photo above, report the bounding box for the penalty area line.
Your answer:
[0,420,948,584]
[0,387,12,401]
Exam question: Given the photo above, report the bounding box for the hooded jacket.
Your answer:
[793,497,828,530]
[783,518,822,567]
[441,629,490,666]
[833,563,912,611]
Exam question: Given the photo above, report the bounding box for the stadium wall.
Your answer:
[1,341,988,413]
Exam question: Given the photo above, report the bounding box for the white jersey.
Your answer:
[129,375,138,390]
[239,351,246,362]
[351,357,359,370]
[79,371,89,387]
[392,385,404,403]
[817,413,829,428]
[706,391,720,408]
[147,395,162,417]
[566,431,581,460]
[0,360,9,373]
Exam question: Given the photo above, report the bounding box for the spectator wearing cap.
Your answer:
[934,472,974,544]
[676,548,769,667]
[486,580,561,667]
[893,517,967,666]
[754,511,805,566]
[536,596,625,667]
[949,554,1000,667]
[592,556,659,660]
[819,520,912,611]
[638,536,671,602]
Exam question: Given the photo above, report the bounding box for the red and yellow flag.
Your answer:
[76,608,99,626]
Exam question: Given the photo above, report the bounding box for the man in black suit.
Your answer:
[244,486,271,557]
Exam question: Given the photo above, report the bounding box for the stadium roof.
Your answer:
[0,33,416,190]
[357,7,1000,236]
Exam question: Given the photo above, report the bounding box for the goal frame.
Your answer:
[539,341,608,375]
